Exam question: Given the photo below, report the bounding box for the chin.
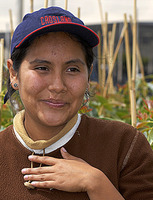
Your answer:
[40,114,69,127]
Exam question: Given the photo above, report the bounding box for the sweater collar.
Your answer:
[13,110,79,151]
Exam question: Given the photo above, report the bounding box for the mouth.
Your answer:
[41,98,67,108]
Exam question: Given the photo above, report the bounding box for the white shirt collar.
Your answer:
[13,114,81,154]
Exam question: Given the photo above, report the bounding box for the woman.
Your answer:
[0,6,153,200]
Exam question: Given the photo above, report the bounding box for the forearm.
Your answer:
[86,168,125,200]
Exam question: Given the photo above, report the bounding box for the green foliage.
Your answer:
[80,78,153,150]
[84,82,131,124]
[137,99,153,149]
[0,66,23,131]
[0,90,13,131]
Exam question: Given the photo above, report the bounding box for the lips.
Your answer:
[41,98,67,108]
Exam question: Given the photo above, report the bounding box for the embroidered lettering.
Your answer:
[60,16,65,22]
[48,16,53,24]
[64,16,71,22]
[45,16,49,24]
[40,15,72,25]
[52,16,57,23]
[40,17,45,25]
[56,16,60,23]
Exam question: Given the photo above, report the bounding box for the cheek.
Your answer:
[19,72,45,96]
[68,78,88,99]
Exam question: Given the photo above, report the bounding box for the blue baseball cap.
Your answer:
[11,6,99,55]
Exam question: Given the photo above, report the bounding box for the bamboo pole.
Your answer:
[77,7,81,19]
[112,24,127,69]
[108,23,116,94]
[9,9,14,39]
[97,11,108,116]
[103,23,127,98]
[0,38,4,128]
[30,0,34,13]
[97,0,104,27]
[124,14,132,121]
[108,31,114,94]
[130,16,145,81]
[97,0,108,90]
[132,0,137,86]
[98,23,117,115]
[110,23,117,57]
[108,31,112,62]
[44,0,48,8]
[130,0,137,127]
[104,12,108,57]
[98,23,126,115]
[65,0,68,10]
[124,14,132,91]
[101,32,106,89]
[130,89,136,127]
[0,39,4,98]
[97,31,102,87]
[101,13,108,90]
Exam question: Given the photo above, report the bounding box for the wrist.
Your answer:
[84,167,104,193]
[85,167,124,200]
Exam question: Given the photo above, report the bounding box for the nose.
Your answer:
[48,73,67,94]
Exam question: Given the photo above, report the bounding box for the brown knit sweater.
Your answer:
[0,114,153,200]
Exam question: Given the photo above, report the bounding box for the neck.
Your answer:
[24,115,66,141]
[13,110,78,150]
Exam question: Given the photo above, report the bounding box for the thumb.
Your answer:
[60,147,77,160]
[60,147,85,163]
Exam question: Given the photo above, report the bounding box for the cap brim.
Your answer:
[16,22,99,49]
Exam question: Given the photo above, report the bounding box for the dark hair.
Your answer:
[4,42,31,104]
[5,32,94,103]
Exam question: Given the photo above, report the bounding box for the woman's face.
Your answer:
[13,32,89,128]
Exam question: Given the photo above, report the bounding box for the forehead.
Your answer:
[31,32,82,48]
[26,32,85,58]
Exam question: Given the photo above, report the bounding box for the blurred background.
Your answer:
[0,0,153,84]
[0,0,153,31]
[1,0,153,144]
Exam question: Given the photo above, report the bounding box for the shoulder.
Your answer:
[79,114,142,161]
[79,115,153,172]
[0,125,13,142]
[80,114,137,140]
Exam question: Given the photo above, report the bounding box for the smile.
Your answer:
[41,98,67,108]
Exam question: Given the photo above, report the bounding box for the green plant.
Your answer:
[0,91,13,131]
[86,82,131,123]
[137,99,153,150]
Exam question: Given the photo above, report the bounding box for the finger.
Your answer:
[28,155,57,165]
[21,166,54,175]
[23,173,55,182]
[60,147,75,160]
[31,181,55,189]
[60,147,87,163]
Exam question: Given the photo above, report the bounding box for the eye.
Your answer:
[67,67,80,72]
[35,66,49,71]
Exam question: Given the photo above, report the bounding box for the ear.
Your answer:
[7,59,19,90]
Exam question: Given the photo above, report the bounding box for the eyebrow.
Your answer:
[65,59,86,66]
[29,58,86,66]
[29,59,51,65]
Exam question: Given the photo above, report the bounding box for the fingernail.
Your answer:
[62,147,67,153]
[31,181,37,186]
[28,155,34,159]
[21,168,27,173]
[24,175,29,180]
